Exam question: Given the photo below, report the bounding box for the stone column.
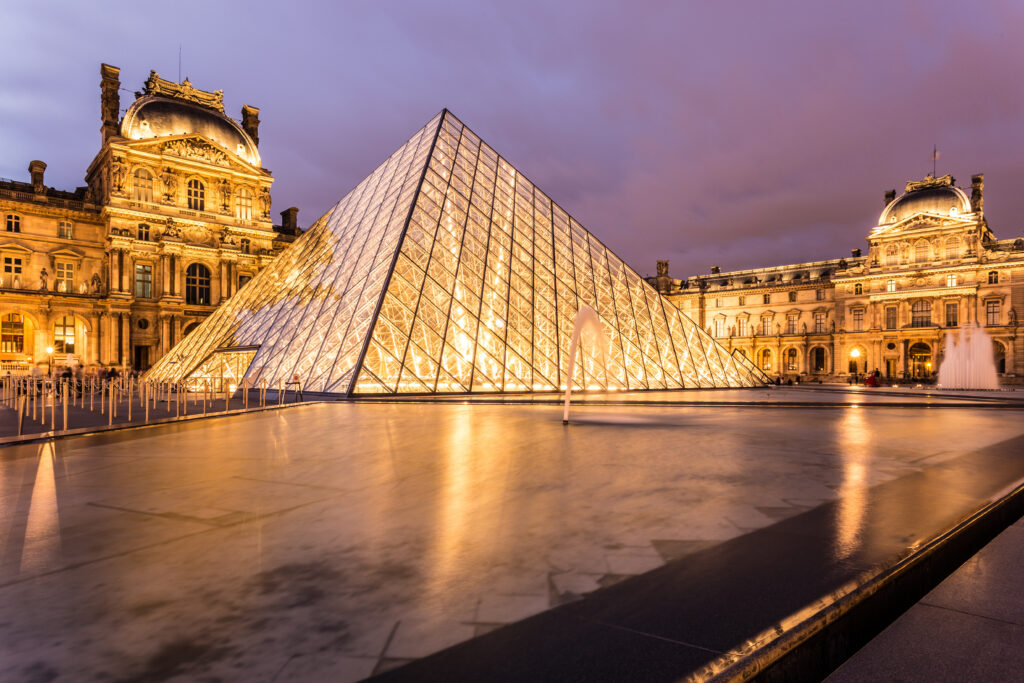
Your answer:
[161,254,169,296]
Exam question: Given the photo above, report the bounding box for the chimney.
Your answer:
[884,189,896,205]
[100,64,121,143]
[241,105,260,147]
[971,173,984,213]
[280,207,299,235]
[711,265,721,274]
[28,160,46,194]
[851,248,861,258]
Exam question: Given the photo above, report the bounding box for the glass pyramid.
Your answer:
[146,110,763,394]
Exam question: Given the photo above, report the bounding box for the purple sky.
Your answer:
[3,1,1023,278]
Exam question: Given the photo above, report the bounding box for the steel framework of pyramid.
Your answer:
[146,110,764,395]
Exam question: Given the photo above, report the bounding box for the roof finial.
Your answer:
[932,144,939,178]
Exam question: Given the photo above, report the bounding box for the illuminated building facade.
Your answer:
[0,64,300,373]
[657,174,1024,382]
[147,111,763,394]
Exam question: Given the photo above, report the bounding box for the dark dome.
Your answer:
[121,96,260,166]
[880,184,970,224]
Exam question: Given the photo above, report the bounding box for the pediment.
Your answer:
[0,241,33,255]
[49,247,86,259]
[870,212,975,238]
[125,134,260,172]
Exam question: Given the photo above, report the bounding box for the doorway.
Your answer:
[908,342,931,379]
[133,345,150,372]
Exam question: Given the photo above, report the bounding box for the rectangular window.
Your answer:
[238,275,252,289]
[738,295,746,306]
[737,318,748,336]
[816,288,825,301]
[886,280,896,292]
[885,306,898,330]
[815,313,826,334]
[135,263,153,298]
[5,215,20,233]
[58,221,72,239]
[715,298,722,308]
[714,318,725,337]
[761,318,772,336]
[138,224,150,241]
[3,256,22,274]
[912,302,931,327]
[853,309,864,331]
[945,302,958,327]
[787,314,798,334]
[986,300,1000,326]
[1,315,24,352]
[240,238,251,254]
[55,262,74,292]
[946,273,957,287]
[763,293,770,304]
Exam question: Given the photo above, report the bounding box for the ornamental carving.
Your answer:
[182,226,213,246]
[905,174,953,192]
[140,71,225,113]
[161,168,177,202]
[161,139,229,166]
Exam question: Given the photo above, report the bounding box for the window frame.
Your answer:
[187,179,206,211]
[135,263,153,299]
[1,313,24,353]
[185,262,212,305]
[986,300,1000,326]
[5,214,20,233]
[53,315,75,354]
[133,168,154,202]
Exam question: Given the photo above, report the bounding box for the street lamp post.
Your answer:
[46,346,54,376]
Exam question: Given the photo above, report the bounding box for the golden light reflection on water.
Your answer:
[20,441,62,574]
[835,407,870,560]
[430,409,474,598]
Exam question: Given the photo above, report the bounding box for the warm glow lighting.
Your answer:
[850,348,861,358]
[46,346,54,354]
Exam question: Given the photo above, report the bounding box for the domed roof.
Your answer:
[879,176,971,224]
[121,95,260,167]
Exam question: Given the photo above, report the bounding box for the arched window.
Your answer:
[854,283,863,295]
[1,313,24,352]
[187,179,205,211]
[239,238,251,254]
[788,291,797,303]
[53,315,75,353]
[759,348,772,371]
[885,244,899,266]
[236,187,253,220]
[185,263,211,305]
[811,347,827,373]
[914,242,930,263]
[911,300,931,327]
[133,168,153,202]
[786,348,798,371]
[988,271,999,284]
[944,237,959,260]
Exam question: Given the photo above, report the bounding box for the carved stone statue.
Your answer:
[161,168,177,201]
[78,280,88,294]
[801,322,807,334]
[258,188,271,217]
[656,260,669,276]
[13,275,21,289]
[91,272,102,294]
[219,178,232,210]
[39,268,49,291]
[57,279,67,293]
[111,158,126,193]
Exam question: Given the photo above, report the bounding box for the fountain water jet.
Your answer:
[937,322,999,390]
[563,306,609,424]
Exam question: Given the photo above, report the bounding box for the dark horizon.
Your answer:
[2,1,1022,279]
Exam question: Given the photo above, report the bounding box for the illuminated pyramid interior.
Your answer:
[146,110,764,394]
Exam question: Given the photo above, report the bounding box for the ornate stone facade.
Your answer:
[0,64,302,373]
[655,174,1024,383]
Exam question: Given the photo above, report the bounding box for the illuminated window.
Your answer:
[787,314,798,334]
[55,262,74,292]
[714,318,725,337]
[945,237,959,260]
[786,348,798,371]
[763,293,770,304]
[816,289,825,301]
[133,168,153,202]
[986,300,1000,326]
[240,238,251,254]
[946,273,957,287]
[852,309,863,331]
[737,318,747,336]
[58,221,72,239]
[988,271,998,284]
[135,263,152,298]
[788,291,797,302]
[945,302,958,327]
[138,223,150,241]
[3,256,22,275]
[761,318,772,336]
[185,263,211,305]
[887,279,896,292]
[886,245,899,266]
[5,214,20,233]
[911,300,931,327]
[53,315,75,353]
[236,187,253,220]
[238,275,252,289]
[885,306,897,330]
[915,242,930,263]
[814,313,826,333]
[187,179,205,211]
[854,283,862,295]
[1,313,24,352]
[760,348,772,371]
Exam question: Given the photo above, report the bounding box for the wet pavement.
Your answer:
[1,392,1023,681]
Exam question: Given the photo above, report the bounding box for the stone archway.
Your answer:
[908,342,932,379]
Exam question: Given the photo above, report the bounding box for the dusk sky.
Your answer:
[3,1,1023,278]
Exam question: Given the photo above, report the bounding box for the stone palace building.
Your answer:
[654,173,1024,383]
[0,64,301,373]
